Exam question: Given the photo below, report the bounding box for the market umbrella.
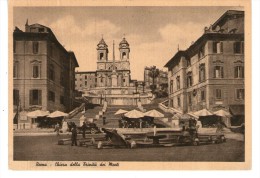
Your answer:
[180,114,193,120]
[214,109,231,117]
[187,112,199,119]
[144,109,164,118]
[124,109,144,118]
[193,109,214,117]
[48,110,68,118]
[27,110,50,118]
[114,109,128,115]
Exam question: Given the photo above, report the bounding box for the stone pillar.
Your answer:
[111,72,117,87]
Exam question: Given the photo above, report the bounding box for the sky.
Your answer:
[14,6,243,80]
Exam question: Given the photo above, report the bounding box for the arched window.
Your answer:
[122,52,127,59]
[100,53,104,60]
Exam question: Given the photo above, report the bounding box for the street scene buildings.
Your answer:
[164,10,244,126]
[12,7,246,163]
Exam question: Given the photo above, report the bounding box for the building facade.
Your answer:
[96,37,131,87]
[164,10,244,115]
[75,37,132,91]
[75,71,96,91]
[13,22,79,113]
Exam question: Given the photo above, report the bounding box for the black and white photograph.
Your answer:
[9,0,251,170]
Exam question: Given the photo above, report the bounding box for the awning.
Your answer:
[229,105,245,116]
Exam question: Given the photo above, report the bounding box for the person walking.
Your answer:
[82,122,87,139]
[54,123,60,136]
[71,124,78,146]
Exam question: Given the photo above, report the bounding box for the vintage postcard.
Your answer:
[9,0,251,170]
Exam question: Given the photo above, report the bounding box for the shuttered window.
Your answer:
[216,89,222,99]
[29,90,42,105]
[234,66,244,78]
[214,66,224,78]
[33,41,39,54]
[13,90,19,106]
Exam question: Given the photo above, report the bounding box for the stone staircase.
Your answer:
[68,97,174,129]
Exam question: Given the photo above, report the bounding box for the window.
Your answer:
[13,89,19,106]
[33,41,39,54]
[176,76,180,90]
[122,52,127,59]
[216,89,222,99]
[198,45,205,58]
[212,41,223,53]
[233,41,244,54]
[187,58,191,67]
[199,64,206,82]
[188,92,192,106]
[32,65,39,78]
[100,53,104,60]
[213,41,223,53]
[85,81,87,85]
[170,80,173,93]
[29,90,42,105]
[187,72,193,87]
[177,96,181,107]
[85,75,87,79]
[48,91,55,102]
[201,90,205,101]
[123,78,125,82]
[234,66,244,78]
[13,62,18,78]
[236,89,244,100]
[214,66,224,78]
[49,64,55,81]
[60,96,64,105]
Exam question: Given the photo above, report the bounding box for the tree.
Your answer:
[148,66,159,93]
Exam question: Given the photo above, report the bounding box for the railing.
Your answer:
[68,103,85,119]
[158,99,183,114]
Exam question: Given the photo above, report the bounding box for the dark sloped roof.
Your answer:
[212,10,244,30]
[97,38,108,47]
[164,50,186,68]
[119,37,129,46]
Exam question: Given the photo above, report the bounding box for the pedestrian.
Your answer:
[71,124,78,146]
[54,122,60,136]
[82,122,86,139]
[102,116,106,125]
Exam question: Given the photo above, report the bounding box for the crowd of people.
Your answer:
[118,117,155,128]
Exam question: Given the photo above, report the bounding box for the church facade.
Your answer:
[75,37,132,91]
